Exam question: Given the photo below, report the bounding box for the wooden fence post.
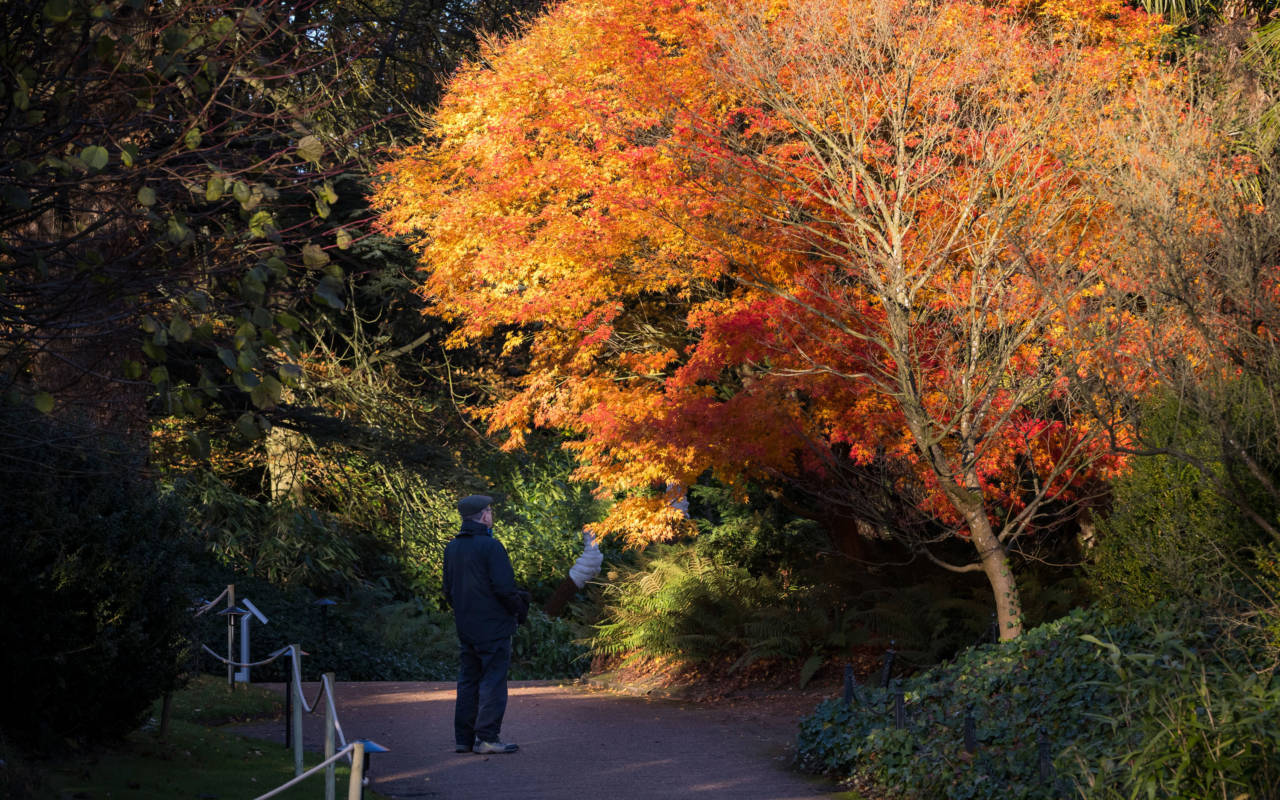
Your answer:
[324,672,337,800]
[347,741,365,800]
[291,645,304,777]
[226,584,236,689]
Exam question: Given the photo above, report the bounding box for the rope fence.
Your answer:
[189,585,385,800]
[252,742,364,800]
[198,643,293,670]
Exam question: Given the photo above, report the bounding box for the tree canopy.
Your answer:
[375,0,1187,637]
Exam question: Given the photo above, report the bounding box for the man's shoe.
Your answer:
[473,739,518,754]
[455,743,474,753]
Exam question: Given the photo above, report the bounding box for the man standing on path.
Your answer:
[443,494,526,755]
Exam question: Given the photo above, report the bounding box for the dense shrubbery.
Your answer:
[591,544,789,662]
[180,475,364,595]
[180,436,605,609]
[796,604,1280,799]
[481,444,609,598]
[689,484,829,575]
[0,412,195,750]
[511,609,592,679]
[590,539,994,684]
[1089,395,1274,611]
[188,571,587,681]
[590,485,1014,678]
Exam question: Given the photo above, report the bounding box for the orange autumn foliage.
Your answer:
[374,0,1171,608]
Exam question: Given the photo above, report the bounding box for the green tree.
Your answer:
[0,406,194,749]
[0,0,373,450]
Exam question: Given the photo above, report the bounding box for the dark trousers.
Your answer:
[454,637,511,746]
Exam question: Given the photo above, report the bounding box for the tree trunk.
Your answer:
[964,505,1023,640]
[265,423,307,502]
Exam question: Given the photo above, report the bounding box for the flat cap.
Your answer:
[457,494,494,517]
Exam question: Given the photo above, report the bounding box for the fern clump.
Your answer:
[591,545,784,662]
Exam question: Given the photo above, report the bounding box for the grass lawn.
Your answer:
[17,676,392,800]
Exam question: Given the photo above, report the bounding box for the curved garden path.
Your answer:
[232,680,838,799]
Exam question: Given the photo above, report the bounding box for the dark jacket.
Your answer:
[443,519,522,645]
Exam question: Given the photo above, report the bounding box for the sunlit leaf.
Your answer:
[297,135,324,163]
[248,210,274,238]
[81,145,109,171]
[302,243,330,268]
[278,363,303,384]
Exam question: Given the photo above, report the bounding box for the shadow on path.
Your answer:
[231,680,837,799]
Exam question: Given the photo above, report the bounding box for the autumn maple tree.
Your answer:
[376,0,1171,638]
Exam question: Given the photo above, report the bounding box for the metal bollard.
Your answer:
[963,710,978,753]
[1038,727,1053,782]
[843,664,859,707]
[356,740,389,800]
[892,685,906,729]
[879,642,896,688]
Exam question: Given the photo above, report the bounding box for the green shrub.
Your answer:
[797,603,1280,800]
[178,475,363,595]
[591,544,787,662]
[1089,453,1250,610]
[478,441,609,598]
[798,606,1138,798]
[0,412,194,750]
[511,609,591,679]
[188,573,456,681]
[591,540,998,684]
[690,483,829,575]
[1065,628,1280,799]
[1090,393,1276,611]
[187,571,586,681]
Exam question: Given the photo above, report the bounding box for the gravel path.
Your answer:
[231,680,837,799]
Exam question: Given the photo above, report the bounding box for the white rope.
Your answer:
[199,643,291,668]
[189,594,356,772]
[189,592,356,772]
[251,742,357,800]
[286,652,349,750]
[323,673,349,749]
[289,646,320,713]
